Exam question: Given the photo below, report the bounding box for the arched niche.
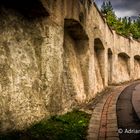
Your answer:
[134,55,140,60]
[94,38,105,91]
[134,55,140,79]
[117,52,130,82]
[118,52,130,59]
[64,19,88,40]
[108,48,113,84]
[63,19,89,104]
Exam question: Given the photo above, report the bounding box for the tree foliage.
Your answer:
[101,0,140,40]
[101,0,113,15]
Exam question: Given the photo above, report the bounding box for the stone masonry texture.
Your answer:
[0,0,140,131]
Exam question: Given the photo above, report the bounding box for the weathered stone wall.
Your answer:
[116,53,130,83]
[1,0,140,131]
[134,56,140,80]
[0,2,49,131]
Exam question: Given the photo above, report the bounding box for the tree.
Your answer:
[115,18,123,34]
[128,17,131,27]
[101,0,117,29]
[100,1,140,40]
[101,0,113,15]
[130,16,140,39]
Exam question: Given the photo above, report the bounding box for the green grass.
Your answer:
[0,110,91,140]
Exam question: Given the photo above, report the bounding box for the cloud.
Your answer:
[110,0,140,17]
[115,9,137,18]
[95,0,140,17]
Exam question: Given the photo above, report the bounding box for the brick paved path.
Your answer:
[87,81,140,140]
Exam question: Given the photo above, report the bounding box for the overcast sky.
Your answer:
[95,0,140,18]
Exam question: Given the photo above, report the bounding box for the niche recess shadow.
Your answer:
[0,0,49,19]
[94,38,105,89]
[108,48,113,85]
[63,19,89,99]
[118,53,130,82]
[134,55,140,79]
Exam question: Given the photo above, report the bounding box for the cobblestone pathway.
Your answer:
[87,81,140,140]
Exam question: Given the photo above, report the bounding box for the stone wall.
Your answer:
[0,0,140,131]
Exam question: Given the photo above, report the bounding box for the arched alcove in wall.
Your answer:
[117,52,130,82]
[94,38,105,91]
[63,19,89,104]
[108,48,113,85]
[134,55,140,79]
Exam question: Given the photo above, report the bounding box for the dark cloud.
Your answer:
[95,0,140,17]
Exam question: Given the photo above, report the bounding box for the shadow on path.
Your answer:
[117,82,140,140]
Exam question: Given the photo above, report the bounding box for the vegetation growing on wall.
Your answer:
[101,0,140,40]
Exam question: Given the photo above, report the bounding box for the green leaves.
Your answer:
[106,11,117,28]
[101,0,117,29]
[101,0,113,15]
[101,0,140,40]
[26,110,91,140]
[0,110,91,140]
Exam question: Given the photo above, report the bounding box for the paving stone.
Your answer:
[106,137,120,140]
[94,108,103,112]
[90,120,100,125]
[103,108,108,112]
[107,119,117,124]
[107,131,119,137]
[87,135,98,140]
[108,106,116,109]
[107,114,117,120]
[107,123,118,128]
[108,109,116,112]
[98,138,106,140]
[87,132,99,139]
[92,115,101,119]
[101,119,107,125]
[102,114,107,119]
[88,128,99,133]
[92,121,100,125]
[98,132,106,138]
[89,125,100,131]
[87,84,129,140]
[107,112,115,115]
[107,127,118,132]
[96,104,104,108]
[92,111,101,114]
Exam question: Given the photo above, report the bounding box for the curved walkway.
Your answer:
[117,82,140,140]
[87,81,140,140]
[132,84,140,120]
